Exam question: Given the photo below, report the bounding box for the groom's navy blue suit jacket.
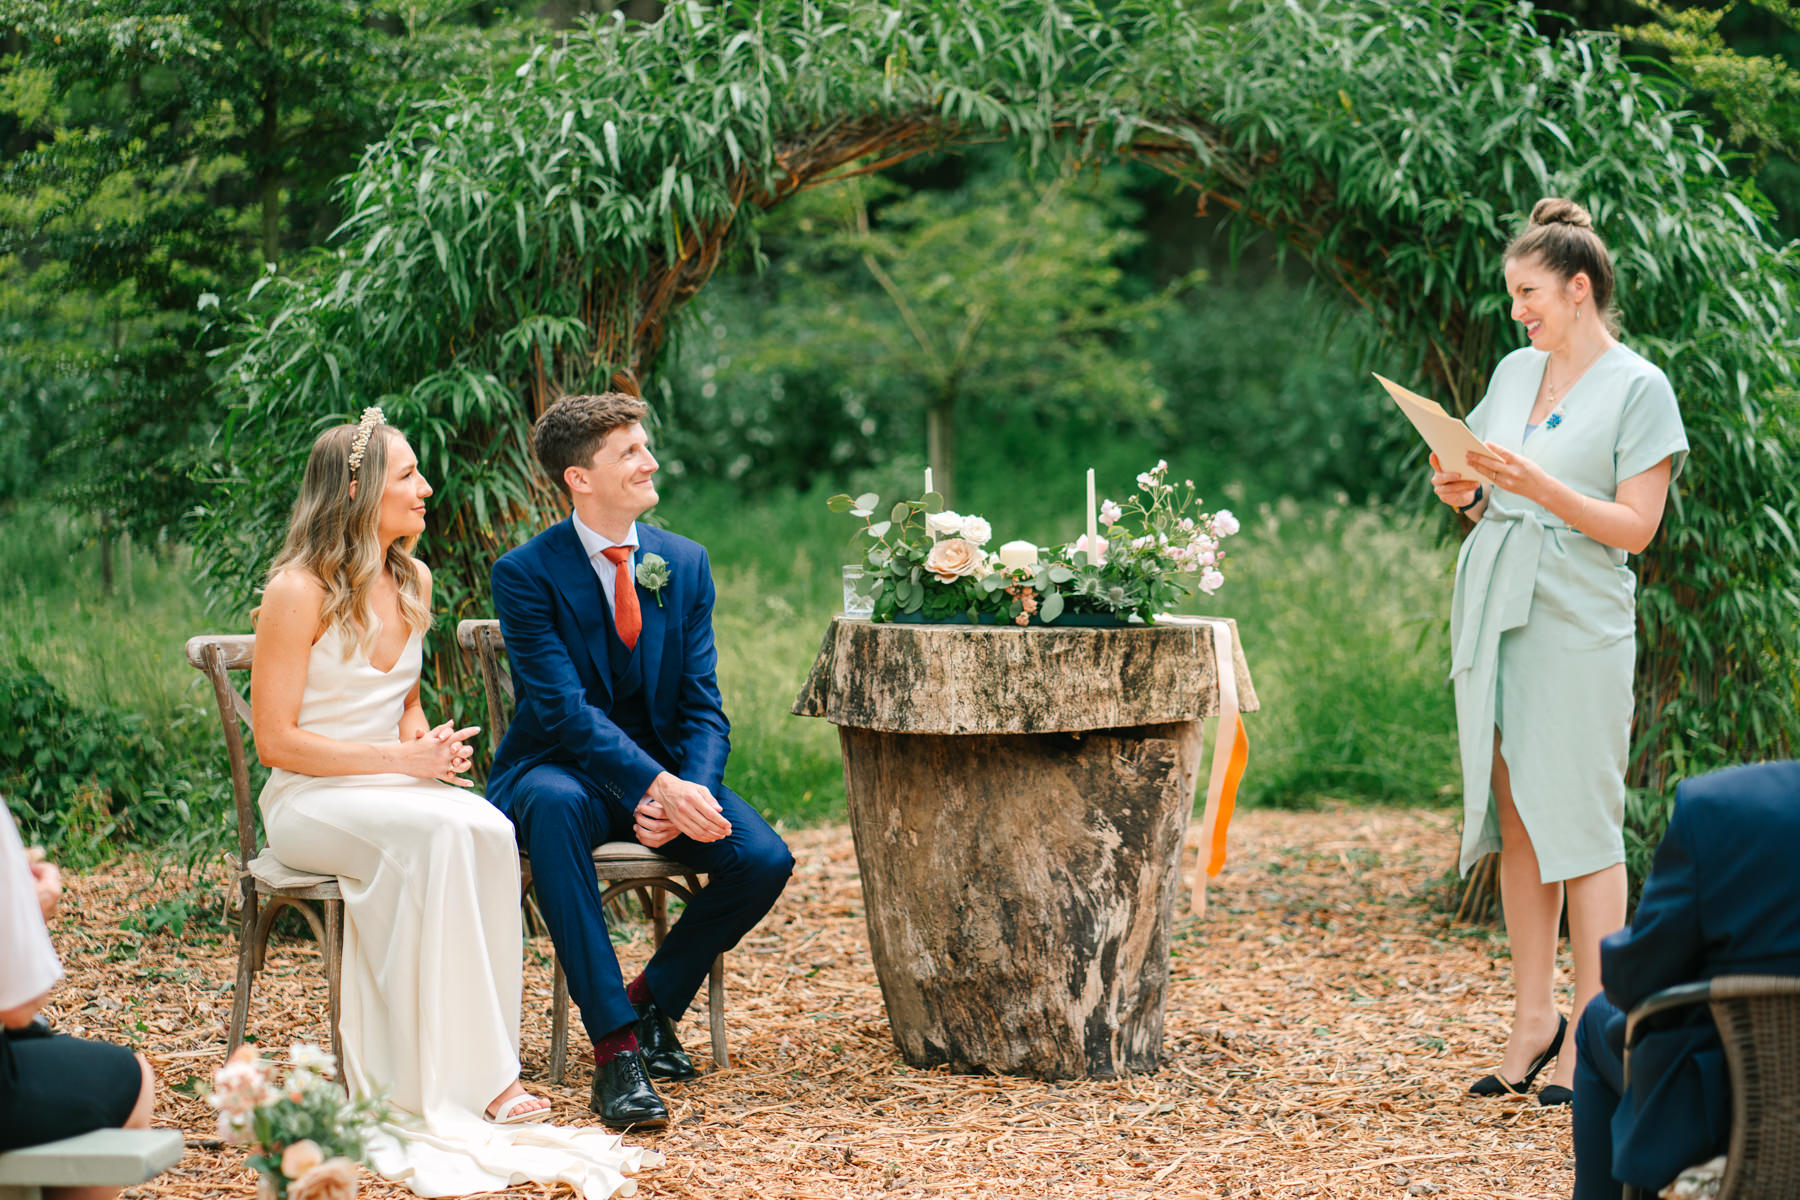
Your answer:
[1598,760,1800,1185]
[484,517,730,809]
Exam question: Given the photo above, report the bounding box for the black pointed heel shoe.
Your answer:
[1468,1013,1567,1097]
[1537,1084,1573,1107]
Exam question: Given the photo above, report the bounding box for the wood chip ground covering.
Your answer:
[52,805,1579,1199]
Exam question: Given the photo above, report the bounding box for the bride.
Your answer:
[250,407,656,1198]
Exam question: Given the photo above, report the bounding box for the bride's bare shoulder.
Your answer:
[264,567,328,605]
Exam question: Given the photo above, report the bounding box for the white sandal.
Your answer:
[486,1092,551,1124]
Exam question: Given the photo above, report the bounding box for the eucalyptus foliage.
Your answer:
[200,0,1799,808]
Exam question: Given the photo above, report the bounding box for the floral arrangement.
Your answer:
[210,1044,390,1200]
[828,461,1238,625]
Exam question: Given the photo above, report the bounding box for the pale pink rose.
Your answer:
[282,1141,324,1180]
[1200,568,1226,595]
[216,1111,244,1145]
[1213,509,1239,537]
[1072,533,1108,565]
[1099,499,1122,526]
[958,514,993,547]
[924,538,982,583]
[288,1158,358,1200]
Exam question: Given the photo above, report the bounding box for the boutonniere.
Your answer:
[635,553,671,606]
[1544,412,1564,430]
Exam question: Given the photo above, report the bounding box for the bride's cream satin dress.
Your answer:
[259,624,657,1198]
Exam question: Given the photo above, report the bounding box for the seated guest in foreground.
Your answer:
[487,387,794,1129]
[1571,761,1800,1200]
[251,410,654,1197]
[0,805,157,1200]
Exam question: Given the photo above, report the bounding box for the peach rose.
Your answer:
[288,1158,358,1200]
[281,1140,324,1181]
[924,537,981,583]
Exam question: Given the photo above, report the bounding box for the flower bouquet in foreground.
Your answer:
[828,461,1238,625]
[210,1044,390,1200]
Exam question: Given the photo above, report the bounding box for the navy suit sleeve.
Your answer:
[491,550,666,806]
[673,548,731,795]
[1602,794,1706,1013]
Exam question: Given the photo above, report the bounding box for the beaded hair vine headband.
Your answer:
[347,406,384,477]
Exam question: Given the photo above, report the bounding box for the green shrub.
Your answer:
[0,657,169,863]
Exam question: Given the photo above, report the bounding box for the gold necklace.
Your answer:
[1543,342,1610,406]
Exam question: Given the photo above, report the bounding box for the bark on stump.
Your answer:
[793,618,1258,1078]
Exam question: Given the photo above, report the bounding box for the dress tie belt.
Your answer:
[1449,504,1558,679]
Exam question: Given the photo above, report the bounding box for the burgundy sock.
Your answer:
[625,973,653,1008]
[593,1025,640,1064]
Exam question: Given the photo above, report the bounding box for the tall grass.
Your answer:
[1204,498,1459,808]
[1,476,1464,866]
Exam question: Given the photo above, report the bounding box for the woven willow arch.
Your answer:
[206,0,1800,796]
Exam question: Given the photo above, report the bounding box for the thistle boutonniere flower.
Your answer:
[635,553,671,606]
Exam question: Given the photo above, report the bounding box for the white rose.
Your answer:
[925,510,963,538]
[997,540,1038,571]
[958,514,993,547]
[1200,568,1226,595]
[1213,509,1239,537]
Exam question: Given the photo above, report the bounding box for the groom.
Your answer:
[486,390,794,1128]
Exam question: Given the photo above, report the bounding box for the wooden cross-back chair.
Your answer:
[183,634,344,1069]
[457,618,730,1083]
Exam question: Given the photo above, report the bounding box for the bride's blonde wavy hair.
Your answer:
[261,420,432,655]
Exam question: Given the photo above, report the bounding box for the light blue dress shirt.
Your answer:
[571,514,639,612]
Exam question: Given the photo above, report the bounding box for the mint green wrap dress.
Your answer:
[1450,343,1688,883]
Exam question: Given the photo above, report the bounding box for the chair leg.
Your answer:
[550,957,570,1086]
[651,888,670,946]
[324,899,346,1080]
[708,953,729,1069]
[229,887,258,1055]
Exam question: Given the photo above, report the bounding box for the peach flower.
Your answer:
[288,1158,358,1200]
[924,538,982,583]
[281,1140,324,1181]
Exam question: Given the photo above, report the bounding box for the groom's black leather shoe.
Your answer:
[590,1050,669,1129]
[633,998,700,1081]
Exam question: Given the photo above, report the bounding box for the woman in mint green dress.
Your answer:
[1430,198,1688,1105]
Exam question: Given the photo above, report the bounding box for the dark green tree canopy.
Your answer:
[201,0,1800,786]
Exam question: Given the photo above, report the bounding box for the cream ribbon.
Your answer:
[1159,616,1246,917]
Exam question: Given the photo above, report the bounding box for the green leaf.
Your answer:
[1040,591,1065,622]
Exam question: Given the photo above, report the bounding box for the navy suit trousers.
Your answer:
[1573,993,1627,1200]
[501,763,794,1043]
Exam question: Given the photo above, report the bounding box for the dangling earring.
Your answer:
[1575,304,1582,321]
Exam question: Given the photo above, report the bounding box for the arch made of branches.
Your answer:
[203,0,1799,805]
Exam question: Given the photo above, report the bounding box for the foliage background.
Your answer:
[1,0,1795,898]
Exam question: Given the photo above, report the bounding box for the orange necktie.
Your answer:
[600,546,641,651]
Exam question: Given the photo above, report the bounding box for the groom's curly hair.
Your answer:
[533,388,648,497]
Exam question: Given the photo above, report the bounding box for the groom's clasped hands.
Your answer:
[633,773,733,847]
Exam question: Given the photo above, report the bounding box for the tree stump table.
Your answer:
[791,617,1258,1078]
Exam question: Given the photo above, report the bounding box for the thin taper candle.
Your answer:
[925,467,933,496]
[1086,468,1098,561]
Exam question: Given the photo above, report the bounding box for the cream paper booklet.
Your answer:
[1373,373,1495,488]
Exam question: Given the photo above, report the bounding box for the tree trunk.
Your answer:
[926,393,955,506]
[794,618,1259,1078]
[98,514,114,595]
[258,10,281,266]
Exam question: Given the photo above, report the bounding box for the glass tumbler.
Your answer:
[842,565,875,618]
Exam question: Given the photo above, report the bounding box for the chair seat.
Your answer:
[247,848,342,898]
[521,842,707,884]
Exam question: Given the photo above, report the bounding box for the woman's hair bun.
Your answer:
[1530,197,1593,229]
